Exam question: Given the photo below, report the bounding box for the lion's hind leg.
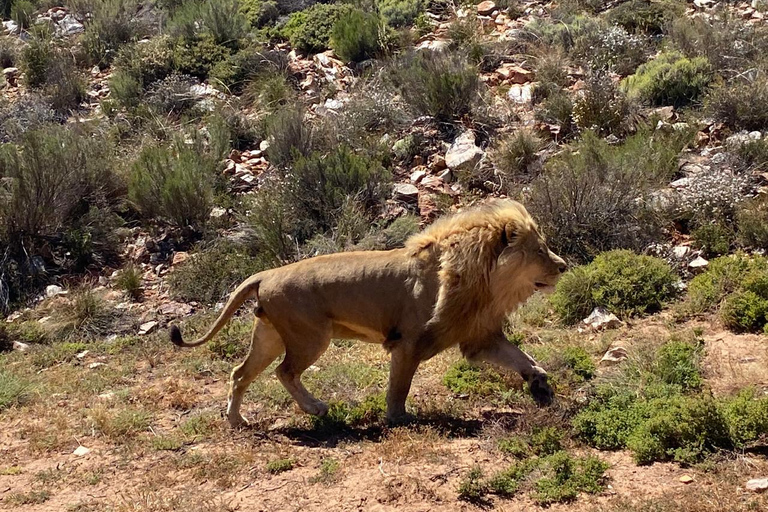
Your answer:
[275,322,332,417]
[226,318,285,428]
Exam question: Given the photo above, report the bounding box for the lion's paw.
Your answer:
[227,413,250,429]
[303,400,329,417]
[526,367,554,407]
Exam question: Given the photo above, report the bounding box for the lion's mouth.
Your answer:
[534,278,558,293]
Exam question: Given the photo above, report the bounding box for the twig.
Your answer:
[378,457,388,477]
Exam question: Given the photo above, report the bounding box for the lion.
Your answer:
[170,199,567,427]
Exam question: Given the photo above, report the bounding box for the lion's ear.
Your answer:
[500,223,517,247]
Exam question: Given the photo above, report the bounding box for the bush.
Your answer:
[168,241,270,304]
[209,46,288,93]
[287,146,391,236]
[239,0,279,28]
[573,24,647,76]
[706,77,768,132]
[443,359,506,397]
[266,458,294,474]
[687,253,768,315]
[572,72,632,136]
[720,290,768,333]
[388,51,479,123]
[172,33,231,79]
[145,74,199,116]
[691,222,732,258]
[492,129,543,183]
[736,198,768,250]
[0,36,16,68]
[622,52,712,108]
[114,264,143,301]
[0,126,120,249]
[128,131,227,227]
[527,128,690,262]
[607,0,684,35]
[534,90,574,135]
[0,369,31,412]
[562,346,596,381]
[112,37,175,91]
[330,9,382,63]
[283,3,354,54]
[652,339,703,392]
[243,72,295,112]
[49,287,127,341]
[264,107,315,169]
[20,28,51,89]
[533,452,608,505]
[722,388,768,448]
[551,250,679,324]
[82,0,147,67]
[380,0,423,28]
[10,0,35,30]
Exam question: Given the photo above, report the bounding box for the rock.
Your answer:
[158,302,194,317]
[438,168,454,183]
[670,177,691,188]
[680,475,694,484]
[98,391,115,400]
[259,139,270,152]
[139,321,159,335]
[416,39,449,52]
[46,285,65,298]
[673,245,690,259]
[583,307,623,330]
[429,155,447,172]
[410,169,428,183]
[76,350,89,360]
[689,255,709,269]
[55,14,85,37]
[12,341,30,352]
[507,83,533,104]
[445,131,484,171]
[693,0,716,8]
[3,67,18,86]
[88,362,106,369]
[73,446,91,457]
[393,183,419,203]
[210,207,227,219]
[497,64,534,84]
[172,252,189,266]
[746,478,768,492]
[749,130,763,140]
[3,20,18,35]
[600,346,628,365]
[477,0,496,15]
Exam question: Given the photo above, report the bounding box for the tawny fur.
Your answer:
[170,199,566,427]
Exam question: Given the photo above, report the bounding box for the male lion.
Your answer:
[170,199,566,427]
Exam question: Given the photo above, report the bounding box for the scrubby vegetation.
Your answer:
[2,0,768,509]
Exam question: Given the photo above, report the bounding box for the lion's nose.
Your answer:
[557,261,567,273]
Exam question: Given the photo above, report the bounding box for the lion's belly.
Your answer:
[332,321,387,344]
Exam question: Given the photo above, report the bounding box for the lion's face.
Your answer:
[496,225,567,295]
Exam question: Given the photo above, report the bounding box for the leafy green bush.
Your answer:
[562,347,596,381]
[266,458,295,474]
[168,241,271,304]
[388,51,479,122]
[263,107,314,169]
[722,388,768,448]
[607,0,684,35]
[0,36,16,68]
[443,360,505,397]
[172,33,231,79]
[622,52,712,107]
[330,9,382,63]
[652,338,703,392]
[534,90,574,134]
[0,369,31,412]
[282,3,354,54]
[209,46,289,93]
[112,37,175,89]
[720,291,768,333]
[533,452,608,505]
[551,250,679,324]
[128,129,228,227]
[145,74,199,116]
[692,223,732,259]
[706,77,768,132]
[687,253,768,317]
[380,0,424,28]
[458,466,488,502]
[736,198,768,250]
[239,0,279,28]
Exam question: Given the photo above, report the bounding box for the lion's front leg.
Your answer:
[386,343,421,424]
[465,334,554,406]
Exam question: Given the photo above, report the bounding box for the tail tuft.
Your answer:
[169,324,184,347]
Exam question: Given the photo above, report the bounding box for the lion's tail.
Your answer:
[169,274,262,348]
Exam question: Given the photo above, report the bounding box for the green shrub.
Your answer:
[198,0,249,47]
[172,34,231,79]
[380,0,423,28]
[20,28,51,89]
[562,347,596,381]
[168,241,271,304]
[239,0,279,28]
[443,359,506,397]
[722,388,768,448]
[263,107,314,169]
[243,71,295,112]
[691,222,732,258]
[720,290,768,333]
[209,46,288,93]
[128,131,226,227]
[49,287,126,341]
[145,74,199,116]
[687,253,768,314]
[533,452,608,505]
[266,458,294,474]
[622,52,712,107]
[458,466,488,502]
[331,9,382,63]
[0,36,16,69]
[573,25,647,76]
[492,129,543,183]
[388,51,479,122]
[552,250,679,324]
[736,198,768,250]
[607,0,684,35]
[707,77,768,132]
[111,37,175,92]
[10,0,35,30]
[114,264,143,301]
[534,90,574,134]
[283,3,354,54]
[82,0,146,67]
[287,146,391,236]
[652,339,703,391]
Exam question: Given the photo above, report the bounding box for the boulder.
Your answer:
[583,307,623,331]
[477,1,496,16]
[393,183,419,203]
[445,131,484,171]
[746,478,768,493]
[600,346,628,365]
